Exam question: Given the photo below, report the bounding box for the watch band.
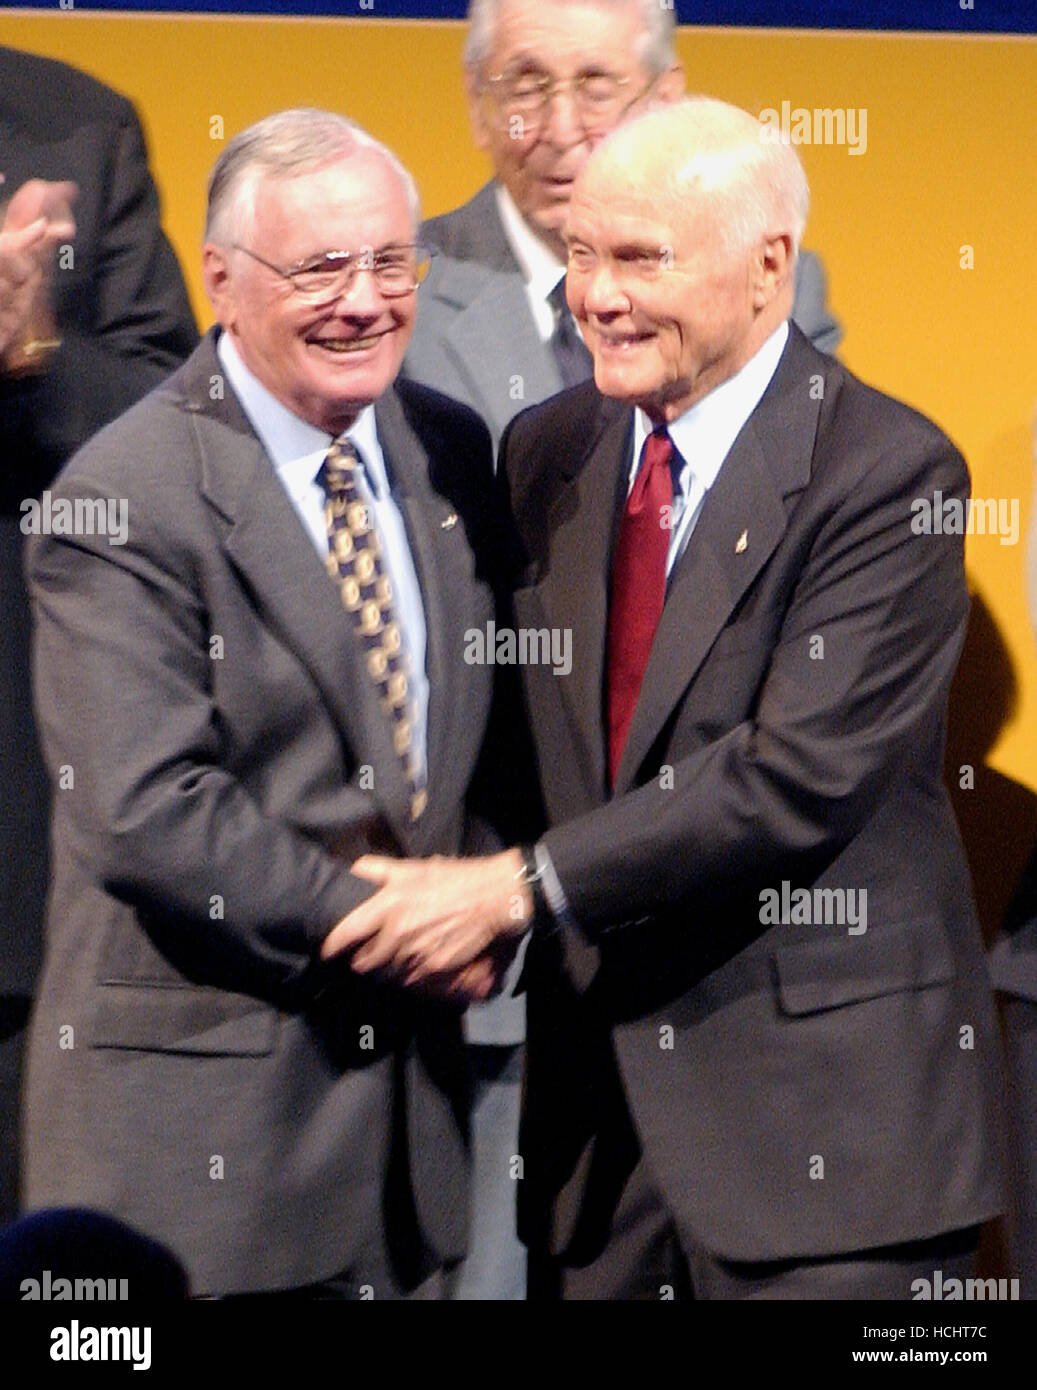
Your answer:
[516,843,550,925]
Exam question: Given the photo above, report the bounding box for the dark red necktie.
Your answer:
[606,428,674,787]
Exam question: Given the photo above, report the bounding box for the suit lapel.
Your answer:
[448,181,526,275]
[440,267,563,441]
[532,396,632,803]
[373,388,486,853]
[615,328,821,791]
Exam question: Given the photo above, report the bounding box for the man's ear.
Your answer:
[465,69,493,152]
[655,63,687,105]
[202,243,234,324]
[751,232,795,309]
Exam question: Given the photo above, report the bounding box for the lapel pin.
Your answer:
[441,513,458,530]
[735,529,748,554]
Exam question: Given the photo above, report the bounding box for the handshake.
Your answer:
[321,849,535,1006]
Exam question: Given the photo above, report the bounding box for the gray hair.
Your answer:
[463,0,677,77]
[205,108,421,245]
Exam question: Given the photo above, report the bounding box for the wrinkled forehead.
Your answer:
[488,0,649,72]
[253,153,410,222]
[566,174,681,249]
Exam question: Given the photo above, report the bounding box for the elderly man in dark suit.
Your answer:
[403,0,842,1300]
[0,45,197,1228]
[328,97,1005,1299]
[22,108,505,1298]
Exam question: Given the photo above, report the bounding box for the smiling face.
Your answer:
[467,0,682,256]
[565,157,779,423]
[203,151,415,434]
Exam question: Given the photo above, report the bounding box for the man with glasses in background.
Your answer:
[403,0,842,1302]
[405,0,841,450]
[21,109,508,1299]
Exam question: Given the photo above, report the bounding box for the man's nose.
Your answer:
[538,85,590,149]
[582,260,629,317]
[332,264,383,314]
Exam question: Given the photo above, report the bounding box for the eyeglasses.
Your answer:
[233,243,434,302]
[483,68,658,131]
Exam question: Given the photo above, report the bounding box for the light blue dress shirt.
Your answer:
[216,330,429,781]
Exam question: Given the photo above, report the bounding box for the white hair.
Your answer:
[607,97,809,260]
[205,108,420,245]
[463,0,677,76]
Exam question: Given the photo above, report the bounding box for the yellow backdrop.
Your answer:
[2,12,1035,813]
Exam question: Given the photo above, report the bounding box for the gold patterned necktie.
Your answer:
[319,437,427,821]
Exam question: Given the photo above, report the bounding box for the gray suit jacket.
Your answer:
[23,330,498,1295]
[406,180,843,450]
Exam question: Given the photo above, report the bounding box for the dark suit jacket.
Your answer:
[502,323,1005,1263]
[406,180,843,449]
[0,47,197,994]
[406,179,841,1051]
[23,331,497,1296]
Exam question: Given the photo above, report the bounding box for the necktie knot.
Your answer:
[548,274,594,388]
[319,437,359,495]
[629,428,674,513]
[547,274,569,317]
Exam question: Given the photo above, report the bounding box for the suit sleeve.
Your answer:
[791,250,842,356]
[0,99,198,493]
[539,421,969,942]
[29,474,373,989]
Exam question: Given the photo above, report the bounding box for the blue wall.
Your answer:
[45,1,1036,37]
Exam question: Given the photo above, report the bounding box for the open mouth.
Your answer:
[309,334,387,355]
[596,332,652,351]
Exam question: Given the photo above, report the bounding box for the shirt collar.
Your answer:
[494,182,566,308]
[216,329,386,499]
[632,320,790,496]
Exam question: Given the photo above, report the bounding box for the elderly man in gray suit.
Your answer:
[21,109,508,1299]
[402,0,842,1300]
[405,0,841,451]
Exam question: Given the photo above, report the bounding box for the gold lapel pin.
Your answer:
[441,513,458,530]
[735,529,748,554]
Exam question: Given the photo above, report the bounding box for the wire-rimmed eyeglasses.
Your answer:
[233,243,434,302]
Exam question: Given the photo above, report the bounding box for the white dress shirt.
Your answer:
[495,183,573,345]
[631,320,790,580]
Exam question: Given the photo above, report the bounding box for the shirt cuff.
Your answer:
[533,842,576,935]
